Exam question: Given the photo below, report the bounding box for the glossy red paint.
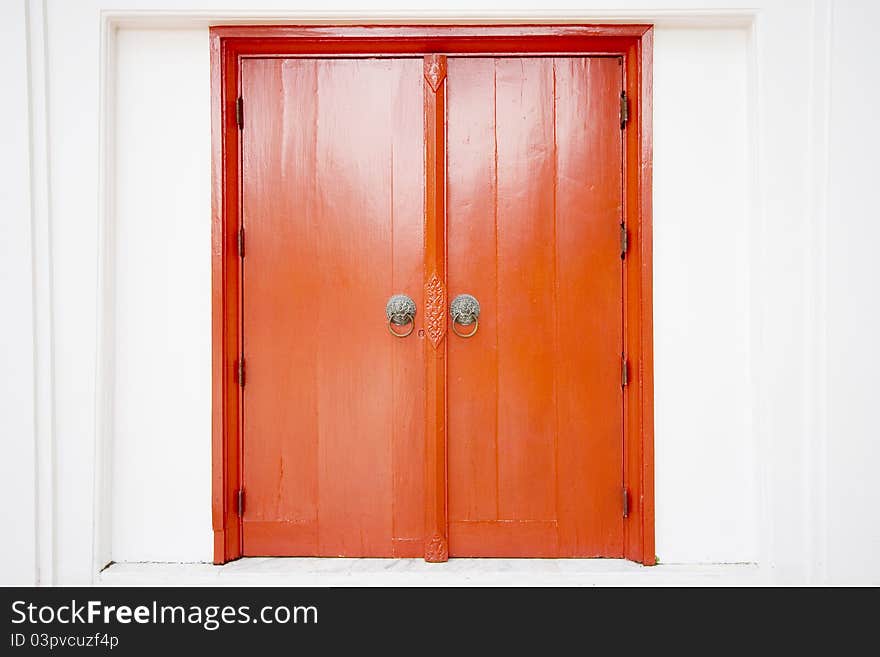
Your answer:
[236,58,426,557]
[423,54,450,562]
[446,56,625,557]
[211,24,654,565]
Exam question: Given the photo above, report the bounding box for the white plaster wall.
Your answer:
[653,28,757,563]
[111,28,212,562]
[3,0,879,585]
[0,0,39,586]
[825,0,880,585]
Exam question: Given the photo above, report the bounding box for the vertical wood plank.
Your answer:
[390,59,427,555]
[211,34,242,563]
[241,59,320,554]
[639,30,656,566]
[314,60,394,556]
[494,58,557,522]
[555,57,624,556]
[423,53,449,562]
[623,33,656,565]
[446,57,499,523]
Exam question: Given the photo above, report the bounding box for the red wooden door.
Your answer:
[445,57,624,557]
[240,58,426,557]
[239,54,624,559]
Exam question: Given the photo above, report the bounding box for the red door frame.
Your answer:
[210,24,654,565]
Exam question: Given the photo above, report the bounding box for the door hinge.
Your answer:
[236,489,244,516]
[621,355,629,388]
[620,222,628,259]
[237,227,245,258]
[236,358,246,387]
[620,91,629,129]
[622,486,630,519]
[235,96,243,130]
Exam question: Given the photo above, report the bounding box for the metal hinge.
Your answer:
[235,96,243,130]
[620,91,629,129]
[620,222,628,259]
[238,227,245,258]
[622,486,630,518]
[236,489,244,516]
[236,358,245,387]
[621,355,629,388]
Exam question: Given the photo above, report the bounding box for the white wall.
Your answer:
[825,0,880,584]
[3,0,879,585]
[653,28,757,563]
[111,28,212,562]
[0,0,39,586]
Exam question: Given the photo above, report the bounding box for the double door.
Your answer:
[239,54,624,559]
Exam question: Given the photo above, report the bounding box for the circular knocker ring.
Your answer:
[388,314,415,337]
[386,294,416,338]
[452,313,479,338]
[450,294,480,338]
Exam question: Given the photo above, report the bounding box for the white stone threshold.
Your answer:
[99,559,763,586]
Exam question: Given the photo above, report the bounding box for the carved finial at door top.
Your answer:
[424,54,447,93]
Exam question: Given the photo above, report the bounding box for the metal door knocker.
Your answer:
[386,294,417,337]
[450,294,480,338]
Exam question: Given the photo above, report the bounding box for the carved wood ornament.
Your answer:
[424,535,449,563]
[424,53,447,92]
[424,272,447,349]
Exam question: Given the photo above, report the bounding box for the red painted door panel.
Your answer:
[446,57,624,557]
[240,58,425,557]
[241,55,623,559]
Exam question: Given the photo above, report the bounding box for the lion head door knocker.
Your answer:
[385,294,417,337]
[450,294,480,338]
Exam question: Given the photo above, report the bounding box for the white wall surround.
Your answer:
[4,0,877,585]
[652,27,756,564]
[825,0,880,584]
[110,28,212,563]
[1,0,38,587]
